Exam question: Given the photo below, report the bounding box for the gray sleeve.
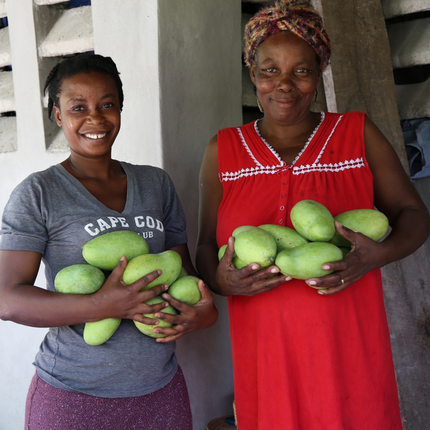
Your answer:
[0,174,49,254]
[157,169,188,250]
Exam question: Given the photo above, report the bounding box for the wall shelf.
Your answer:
[382,0,430,19]
[38,6,93,57]
[0,116,17,152]
[0,27,11,67]
[0,71,15,113]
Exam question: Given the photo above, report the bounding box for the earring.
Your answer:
[254,86,264,113]
[314,89,318,103]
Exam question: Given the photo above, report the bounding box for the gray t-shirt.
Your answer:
[0,162,188,398]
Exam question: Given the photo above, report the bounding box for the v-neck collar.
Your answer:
[54,161,134,215]
[253,112,325,167]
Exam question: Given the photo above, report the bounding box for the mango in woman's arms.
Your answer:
[54,264,105,294]
[134,296,177,338]
[218,244,248,269]
[83,318,122,346]
[177,266,188,278]
[329,209,389,247]
[258,224,308,252]
[234,227,277,268]
[275,242,343,282]
[82,231,149,271]
[168,275,201,306]
[232,225,257,237]
[290,200,335,242]
[122,250,182,290]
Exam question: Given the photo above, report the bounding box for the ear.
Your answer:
[53,105,62,127]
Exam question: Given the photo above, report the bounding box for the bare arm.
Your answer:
[308,117,430,294]
[0,250,170,327]
[196,135,288,296]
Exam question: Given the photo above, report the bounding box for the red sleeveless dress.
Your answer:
[216,112,402,430]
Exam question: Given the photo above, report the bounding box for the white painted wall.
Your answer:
[0,1,242,429]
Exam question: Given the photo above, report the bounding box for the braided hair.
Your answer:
[44,53,124,120]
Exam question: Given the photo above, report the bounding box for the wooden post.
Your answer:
[313,0,430,428]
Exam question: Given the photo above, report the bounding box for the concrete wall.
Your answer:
[0,1,241,429]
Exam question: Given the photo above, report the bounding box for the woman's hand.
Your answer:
[305,221,386,294]
[91,256,171,324]
[213,237,290,296]
[147,279,218,343]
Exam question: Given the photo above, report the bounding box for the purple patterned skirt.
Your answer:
[25,366,192,430]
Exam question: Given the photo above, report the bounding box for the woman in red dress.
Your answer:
[196,1,430,429]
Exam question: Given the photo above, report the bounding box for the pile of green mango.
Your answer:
[218,200,389,288]
[54,231,201,345]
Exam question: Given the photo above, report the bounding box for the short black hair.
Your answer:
[44,53,124,120]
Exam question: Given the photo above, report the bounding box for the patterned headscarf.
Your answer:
[244,0,331,71]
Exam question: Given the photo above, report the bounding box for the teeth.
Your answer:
[86,133,106,140]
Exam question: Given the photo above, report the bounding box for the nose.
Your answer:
[86,108,105,124]
[276,72,295,93]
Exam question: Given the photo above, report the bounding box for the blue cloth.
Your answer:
[402,118,430,180]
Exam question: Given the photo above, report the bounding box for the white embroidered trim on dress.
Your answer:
[220,113,364,182]
[221,165,281,181]
[236,127,264,168]
[258,112,325,167]
[292,158,366,175]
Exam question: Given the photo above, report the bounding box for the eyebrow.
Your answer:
[66,93,116,103]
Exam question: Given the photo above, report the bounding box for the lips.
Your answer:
[273,98,296,106]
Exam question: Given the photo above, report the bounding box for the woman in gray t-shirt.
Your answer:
[0,54,217,430]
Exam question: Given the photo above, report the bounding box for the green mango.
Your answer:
[258,224,308,252]
[329,209,389,247]
[275,242,343,280]
[168,275,201,306]
[54,264,105,294]
[217,244,247,269]
[234,227,277,268]
[83,318,122,346]
[290,200,335,242]
[218,244,228,260]
[232,225,257,237]
[122,250,182,290]
[338,246,351,258]
[134,296,177,338]
[177,267,188,278]
[82,231,149,270]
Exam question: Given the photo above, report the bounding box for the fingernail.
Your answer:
[322,265,330,270]
[251,264,259,270]
[318,290,325,295]
[285,276,292,281]
[271,268,279,274]
[307,280,317,286]
[154,314,161,319]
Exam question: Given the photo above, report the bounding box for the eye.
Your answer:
[102,102,114,109]
[295,68,313,75]
[72,105,84,112]
[262,67,278,74]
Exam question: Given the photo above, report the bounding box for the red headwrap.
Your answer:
[244,0,331,71]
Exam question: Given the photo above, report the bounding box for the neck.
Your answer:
[258,111,320,145]
[62,152,119,180]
